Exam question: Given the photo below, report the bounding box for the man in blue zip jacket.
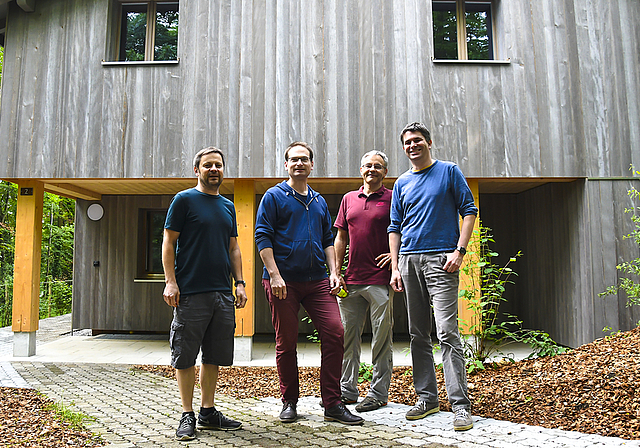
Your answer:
[255,141,364,426]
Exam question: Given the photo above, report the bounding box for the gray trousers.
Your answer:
[400,253,470,411]
[338,285,393,402]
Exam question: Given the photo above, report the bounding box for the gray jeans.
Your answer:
[338,285,393,402]
[400,253,470,410]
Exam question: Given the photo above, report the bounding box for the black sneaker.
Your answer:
[175,412,196,441]
[405,400,440,420]
[355,396,387,412]
[197,407,242,431]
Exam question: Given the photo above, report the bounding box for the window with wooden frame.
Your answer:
[432,1,494,60]
[137,209,167,278]
[118,1,179,62]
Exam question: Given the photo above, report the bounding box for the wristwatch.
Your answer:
[455,246,467,255]
[234,280,246,287]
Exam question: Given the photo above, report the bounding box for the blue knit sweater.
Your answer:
[388,160,478,254]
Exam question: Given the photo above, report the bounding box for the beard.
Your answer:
[199,174,222,188]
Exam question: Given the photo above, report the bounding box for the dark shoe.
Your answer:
[197,407,242,431]
[176,412,196,441]
[355,396,387,412]
[279,401,297,423]
[453,408,474,431]
[319,396,357,407]
[324,403,364,425]
[405,400,440,420]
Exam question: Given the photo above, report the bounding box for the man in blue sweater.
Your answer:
[388,123,478,431]
[255,142,364,426]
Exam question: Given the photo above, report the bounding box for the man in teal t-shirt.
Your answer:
[388,122,477,432]
[163,147,248,441]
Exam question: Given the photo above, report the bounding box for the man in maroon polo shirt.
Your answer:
[334,150,394,412]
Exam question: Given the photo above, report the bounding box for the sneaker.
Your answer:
[197,407,242,431]
[405,400,440,420]
[319,396,357,407]
[453,408,473,431]
[175,412,196,441]
[355,396,387,412]
[279,401,297,423]
[324,402,364,425]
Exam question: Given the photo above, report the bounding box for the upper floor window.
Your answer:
[433,1,494,60]
[119,2,179,62]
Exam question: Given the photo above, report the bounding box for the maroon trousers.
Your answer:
[263,278,344,408]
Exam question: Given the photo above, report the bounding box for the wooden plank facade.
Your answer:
[0,0,639,348]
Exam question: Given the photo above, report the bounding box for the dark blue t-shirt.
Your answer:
[164,188,238,295]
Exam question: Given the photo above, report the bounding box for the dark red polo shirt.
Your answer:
[334,185,392,285]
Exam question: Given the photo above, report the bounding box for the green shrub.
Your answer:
[599,167,640,325]
[459,224,566,373]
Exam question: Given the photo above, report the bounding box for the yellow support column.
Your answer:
[233,179,256,361]
[458,179,480,335]
[12,181,44,356]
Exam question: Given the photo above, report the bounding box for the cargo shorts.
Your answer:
[169,291,236,369]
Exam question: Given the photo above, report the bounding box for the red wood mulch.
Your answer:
[0,387,104,448]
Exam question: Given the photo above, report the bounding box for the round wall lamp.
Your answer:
[87,203,104,221]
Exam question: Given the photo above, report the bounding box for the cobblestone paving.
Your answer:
[12,362,457,448]
[2,315,640,448]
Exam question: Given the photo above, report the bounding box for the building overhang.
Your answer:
[0,0,37,46]
[0,177,582,201]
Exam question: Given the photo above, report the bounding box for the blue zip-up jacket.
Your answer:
[255,181,334,282]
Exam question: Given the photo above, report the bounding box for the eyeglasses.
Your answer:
[361,163,386,170]
[288,157,311,164]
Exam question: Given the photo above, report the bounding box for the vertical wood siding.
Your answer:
[482,179,640,348]
[72,197,174,332]
[2,0,639,339]
[1,0,638,179]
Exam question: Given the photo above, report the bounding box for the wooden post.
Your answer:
[456,0,468,60]
[458,178,480,334]
[12,181,44,356]
[233,180,256,338]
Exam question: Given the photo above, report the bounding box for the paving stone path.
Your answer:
[2,315,640,448]
[12,362,459,448]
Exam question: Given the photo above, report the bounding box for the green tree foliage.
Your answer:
[122,6,178,61]
[124,11,147,61]
[154,8,179,61]
[432,7,490,60]
[433,8,458,59]
[599,167,640,325]
[0,182,17,280]
[0,182,17,326]
[0,45,4,84]
[465,11,490,60]
[0,182,75,326]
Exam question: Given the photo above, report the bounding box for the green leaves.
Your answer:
[358,362,373,383]
[459,225,564,373]
[0,184,75,325]
[599,166,640,321]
